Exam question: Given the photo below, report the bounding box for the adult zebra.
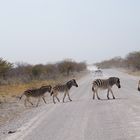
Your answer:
[92,77,121,100]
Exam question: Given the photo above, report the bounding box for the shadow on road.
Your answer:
[99,97,127,101]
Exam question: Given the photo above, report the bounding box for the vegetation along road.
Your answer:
[4,69,140,140]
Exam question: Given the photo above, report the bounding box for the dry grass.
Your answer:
[129,71,140,76]
[0,79,56,102]
[0,71,88,129]
[120,68,140,77]
[0,79,57,127]
[0,71,88,102]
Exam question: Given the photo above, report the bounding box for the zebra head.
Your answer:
[40,85,52,93]
[66,79,78,89]
[138,80,140,91]
[109,77,121,88]
[116,78,121,88]
[71,79,78,87]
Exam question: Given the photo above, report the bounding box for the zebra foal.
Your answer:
[19,85,52,107]
[51,79,78,104]
[92,77,121,100]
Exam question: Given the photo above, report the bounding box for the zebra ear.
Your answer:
[117,78,120,83]
[73,79,76,82]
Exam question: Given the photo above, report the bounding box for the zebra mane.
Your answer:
[66,79,74,89]
[108,77,118,86]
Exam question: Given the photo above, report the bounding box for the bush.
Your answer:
[0,58,87,84]
[95,57,124,69]
[95,51,140,71]
[125,51,140,70]
[0,58,13,79]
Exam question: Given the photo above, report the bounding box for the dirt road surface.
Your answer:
[3,69,140,140]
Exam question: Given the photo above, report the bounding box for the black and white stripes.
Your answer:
[92,77,121,100]
[19,76,122,107]
[51,79,78,104]
[20,85,52,107]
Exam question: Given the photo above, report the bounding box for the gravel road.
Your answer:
[3,69,140,140]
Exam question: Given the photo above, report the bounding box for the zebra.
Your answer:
[51,79,78,104]
[19,85,52,107]
[138,80,140,91]
[92,77,121,100]
[94,69,103,76]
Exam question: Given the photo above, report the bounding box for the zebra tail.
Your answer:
[19,93,24,100]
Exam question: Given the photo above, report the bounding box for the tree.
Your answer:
[126,51,140,70]
[58,60,75,76]
[0,58,13,79]
[32,64,46,79]
[57,60,87,76]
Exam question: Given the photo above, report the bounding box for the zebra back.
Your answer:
[93,79,109,89]
[53,84,68,92]
[92,77,121,90]
[52,79,78,93]
[22,85,52,98]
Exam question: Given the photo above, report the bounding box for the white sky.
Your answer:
[0,0,140,64]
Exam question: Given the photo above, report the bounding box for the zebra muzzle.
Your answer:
[118,85,121,88]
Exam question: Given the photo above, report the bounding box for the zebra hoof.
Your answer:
[98,98,101,100]
[113,97,115,99]
[107,97,110,100]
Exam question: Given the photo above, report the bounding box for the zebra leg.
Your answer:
[93,91,95,100]
[53,95,56,104]
[107,89,110,99]
[110,89,115,99]
[56,96,60,102]
[95,91,100,100]
[63,92,67,103]
[36,97,41,107]
[27,97,34,106]
[42,96,47,104]
[92,86,95,100]
[24,98,27,107]
[67,92,72,101]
